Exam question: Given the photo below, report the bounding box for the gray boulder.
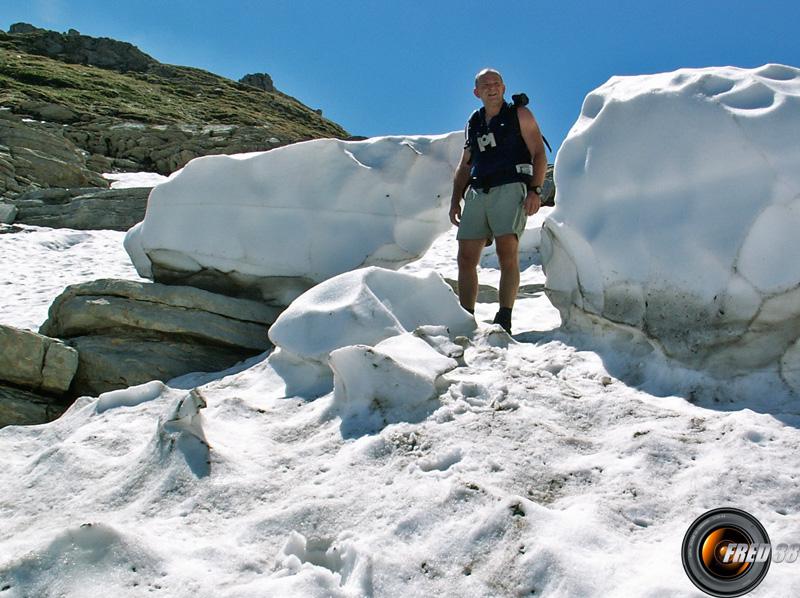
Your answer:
[10,186,149,231]
[0,202,17,223]
[0,384,69,428]
[41,279,281,396]
[0,324,78,394]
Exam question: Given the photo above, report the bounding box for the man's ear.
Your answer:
[473,88,480,98]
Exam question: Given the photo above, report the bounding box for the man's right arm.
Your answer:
[449,148,472,226]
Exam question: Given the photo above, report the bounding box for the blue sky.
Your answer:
[3,1,800,154]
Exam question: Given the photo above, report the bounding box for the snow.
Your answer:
[2,78,800,596]
[267,267,475,365]
[124,134,463,301]
[328,331,459,436]
[542,64,800,390]
[0,224,146,332]
[103,172,169,189]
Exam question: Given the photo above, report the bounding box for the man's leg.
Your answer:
[457,238,486,312]
[495,233,520,308]
[493,233,520,332]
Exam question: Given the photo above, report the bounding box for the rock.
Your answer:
[0,324,78,394]
[542,164,556,207]
[6,24,157,73]
[16,101,79,124]
[41,279,281,396]
[11,186,150,231]
[239,73,274,92]
[64,121,290,176]
[0,114,108,198]
[541,64,800,383]
[0,384,69,428]
[0,202,17,223]
[125,134,463,304]
[9,23,40,34]
[65,336,257,398]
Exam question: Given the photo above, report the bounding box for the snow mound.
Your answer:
[265,267,474,397]
[329,332,458,436]
[542,64,800,388]
[269,267,475,362]
[124,134,463,305]
[0,522,163,597]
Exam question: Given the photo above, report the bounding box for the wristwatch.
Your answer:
[529,185,543,196]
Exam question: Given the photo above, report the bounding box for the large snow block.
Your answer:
[541,64,800,387]
[124,133,463,306]
[264,267,474,399]
[268,267,475,366]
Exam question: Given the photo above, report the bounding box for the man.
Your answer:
[449,68,548,334]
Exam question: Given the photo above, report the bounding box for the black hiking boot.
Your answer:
[492,307,512,335]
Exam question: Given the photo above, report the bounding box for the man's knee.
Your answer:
[458,240,484,269]
[495,234,519,270]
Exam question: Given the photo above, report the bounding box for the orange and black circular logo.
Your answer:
[682,508,771,596]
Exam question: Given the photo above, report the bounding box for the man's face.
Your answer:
[474,73,505,106]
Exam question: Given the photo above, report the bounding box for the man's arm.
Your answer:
[517,106,547,216]
[449,147,472,226]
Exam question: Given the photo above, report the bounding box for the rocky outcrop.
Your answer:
[40,279,281,396]
[239,73,274,92]
[9,186,149,231]
[0,384,68,428]
[0,324,78,394]
[63,121,285,176]
[0,112,108,198]
[6,23,157,73]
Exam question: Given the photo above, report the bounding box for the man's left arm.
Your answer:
[517,107,548,216]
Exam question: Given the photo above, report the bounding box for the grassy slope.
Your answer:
[0,32,348,141]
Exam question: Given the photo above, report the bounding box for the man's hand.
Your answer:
[524,190,541,216]
[449,201,462,226]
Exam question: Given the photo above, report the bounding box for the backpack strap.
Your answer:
[465,108,483,151]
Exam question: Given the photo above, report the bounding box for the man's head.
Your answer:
[474,68,505,107]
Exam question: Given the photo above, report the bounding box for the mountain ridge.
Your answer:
[0,22,349,198]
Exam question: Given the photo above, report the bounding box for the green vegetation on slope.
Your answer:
[0,31,348,141]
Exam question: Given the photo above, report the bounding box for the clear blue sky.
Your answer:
[3,1,800,154]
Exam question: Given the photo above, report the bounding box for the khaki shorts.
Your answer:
[456,182,527,240]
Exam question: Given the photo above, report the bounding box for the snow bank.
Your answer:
[266,267,474,397]
[542,64,800,388]
[124,134,463,305]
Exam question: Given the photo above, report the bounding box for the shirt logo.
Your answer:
[477,132,497,152]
